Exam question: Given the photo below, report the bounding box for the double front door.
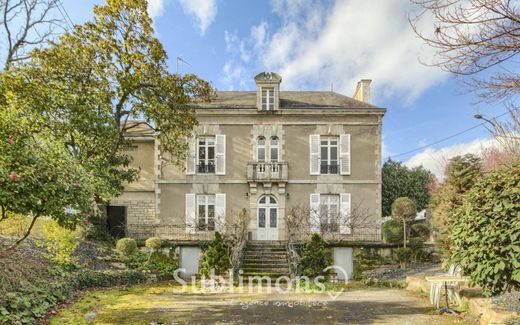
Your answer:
[256,195,278,240]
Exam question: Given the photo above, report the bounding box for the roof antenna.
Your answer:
[330,82,334,92]
[176,55,191,74]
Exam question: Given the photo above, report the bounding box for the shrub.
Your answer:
[395,247,413,268]
[37,220,80,265]
[74,269,147,289]
[199,232,231,276]
[145,237,162,251]
[391,197,417,247]
[299,233,333,278]
[408,237,425,262]
[450,162,520,296]
[115,237,137,256]
[352,248,386,280]
[382,220,403,244]
[411,223,430,240]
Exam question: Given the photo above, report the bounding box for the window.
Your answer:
[270,137,279,162]
[261,88,275,111]
[197,137,215,173]
[257,136,266,162]
[320,137,339,174]
[197,195,215,231]
[320,195,339,232]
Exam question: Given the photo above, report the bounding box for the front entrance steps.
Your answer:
[241,241,290,278]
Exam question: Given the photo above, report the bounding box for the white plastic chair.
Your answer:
[430,265,462,308]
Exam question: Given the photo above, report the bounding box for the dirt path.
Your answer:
[51,284,476,325]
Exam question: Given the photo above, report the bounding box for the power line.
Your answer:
[384,110,511,161]
[56,0,74,30]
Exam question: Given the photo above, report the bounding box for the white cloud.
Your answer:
[177,0,217,35]
[148,0,167,18]
[221,0,447,104]
[404,138,500,180]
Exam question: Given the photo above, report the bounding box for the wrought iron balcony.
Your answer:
[247,162,288,182]
[320,164,339,175]
[197,162,215,174]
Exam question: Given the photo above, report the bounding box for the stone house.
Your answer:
[108,72,385,275]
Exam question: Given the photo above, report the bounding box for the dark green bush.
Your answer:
[352,248,386,280]
[411,223,430,240]
[395,247,413,268]
[200,232,231,276]
[116,237,137,256]
[451,162,520,296]
[382,219,403,244]
[74,269,147,289]
[299,234,333,278]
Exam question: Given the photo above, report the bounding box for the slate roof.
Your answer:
[192,91,383,110]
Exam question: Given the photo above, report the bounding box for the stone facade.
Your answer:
[113,72,386,242]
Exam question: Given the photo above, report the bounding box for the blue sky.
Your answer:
[62,0,508,178]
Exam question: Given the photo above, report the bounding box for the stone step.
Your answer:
[242,261,287,267]
[243,268,290,273]
[245,247,286,251]
[243,251,288,256]
[240,272,290,279]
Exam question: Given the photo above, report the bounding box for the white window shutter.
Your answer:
[340,134,351,175]
[185,193,196,233]
[186,137,196,175]
[215,193,226,232]
[340,193,351,234]
[309,193,321,233]
[309,134,320,175]
[215,134,226,175]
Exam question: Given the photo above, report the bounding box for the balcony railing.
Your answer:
[197,162,215,174]
[247,162,288,182]
[320,164,339,174]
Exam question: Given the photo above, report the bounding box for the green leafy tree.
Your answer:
[0,0,213,242]
[299,233,333,278]
[382,159,433,217]
[200,233,231,276]
[391,197,417,248]
[0,106,96,246]
[430,154,482,258]
[1,0,214,203]
[450,162,520,296]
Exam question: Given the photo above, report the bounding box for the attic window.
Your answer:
[261,88,275,111]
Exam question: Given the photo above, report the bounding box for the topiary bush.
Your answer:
[145,237,162,251]
[382,219,403,244]
[115,237,137,256]
[411,223,430,241]
[395,247,413,269]
[199,232,231,276]
[299,233,333,278]
[450,162,520,296]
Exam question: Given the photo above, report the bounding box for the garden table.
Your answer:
[425,276,469,315]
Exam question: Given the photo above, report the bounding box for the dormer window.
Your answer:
[261,88,275,111]
[255,72,282,111]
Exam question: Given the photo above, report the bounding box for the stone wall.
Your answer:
[110,191,157,239]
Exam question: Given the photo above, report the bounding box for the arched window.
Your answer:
[257,195,278,229]
[270,136,279,162]
[257,136,266,162]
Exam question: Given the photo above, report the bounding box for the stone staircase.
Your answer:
[241,241,290,278]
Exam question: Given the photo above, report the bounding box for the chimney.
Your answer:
[353,79,372,103]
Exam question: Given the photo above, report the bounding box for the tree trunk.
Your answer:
[9,213,40,249]
[403,222,407,248]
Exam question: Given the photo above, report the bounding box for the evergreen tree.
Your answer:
[199,232,231,277]
[299,234,332,278]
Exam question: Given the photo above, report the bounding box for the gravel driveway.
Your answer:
[51,284,476,325]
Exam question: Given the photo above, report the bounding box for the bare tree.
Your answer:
[410,0,520,101]
[0,0,63,70]
[284,203,379,275]
[220,209,250,273]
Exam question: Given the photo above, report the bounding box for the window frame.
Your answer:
[197,136,216,173]
[270,136,279,162]
[320,136,339,174]
[320,194,340,233]
[196,194,215,231]
[261,87,275,111]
